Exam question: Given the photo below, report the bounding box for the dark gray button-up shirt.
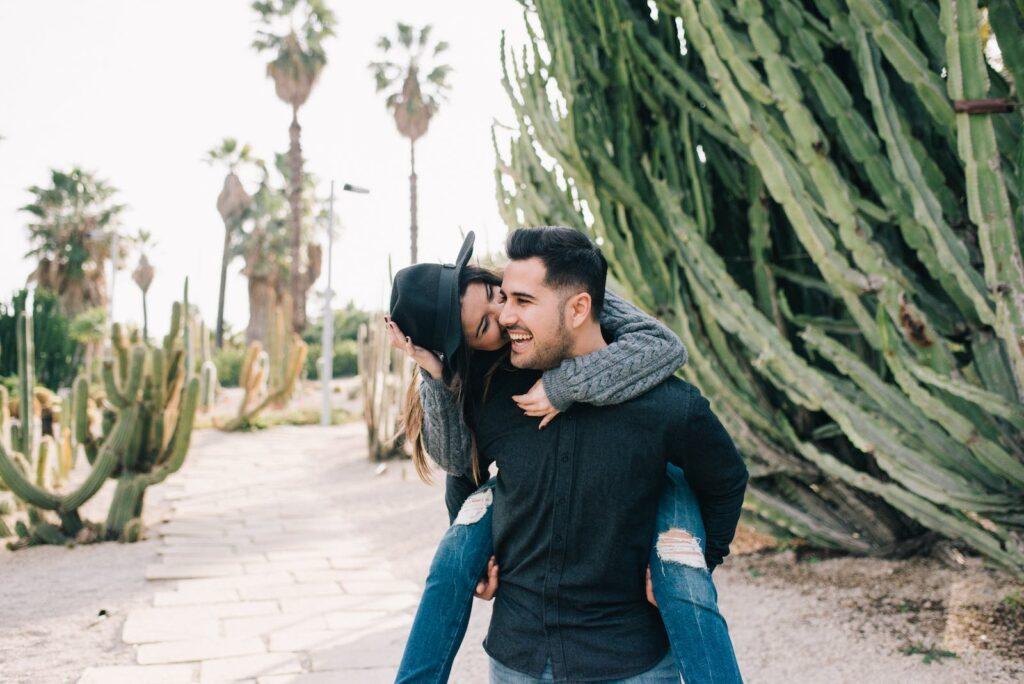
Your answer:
[452,358,748,682]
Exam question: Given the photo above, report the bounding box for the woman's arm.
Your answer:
[418,369,475,479]
[540,290,688,411]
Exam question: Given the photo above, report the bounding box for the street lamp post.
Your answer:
[320,181,369,426]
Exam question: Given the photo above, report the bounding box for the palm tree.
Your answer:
[21,168,126,318]
[252,0,335,334]
[369,24,452,265]
[131,229,155,341]
[205,138,254,348]
[237,153,322,345]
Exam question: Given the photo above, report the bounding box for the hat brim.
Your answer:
[440,231,475,364]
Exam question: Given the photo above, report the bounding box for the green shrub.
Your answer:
[214,346,246,387]
[304,339,359,379]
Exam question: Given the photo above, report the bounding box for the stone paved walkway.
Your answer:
[77,423,473,684]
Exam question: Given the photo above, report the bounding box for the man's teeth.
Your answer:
[509,332,532,342]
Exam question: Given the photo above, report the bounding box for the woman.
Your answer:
[389,232,740,683]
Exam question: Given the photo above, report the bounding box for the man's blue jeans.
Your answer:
[395,465,742,683]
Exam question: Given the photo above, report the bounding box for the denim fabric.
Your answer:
[396,478,497,683]
[489,652,679,683]
[650,465,742,683]
[395,468,742,683]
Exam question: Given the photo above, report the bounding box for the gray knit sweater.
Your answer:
[418,290,688,479]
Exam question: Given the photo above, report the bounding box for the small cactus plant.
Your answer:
[198,321,218,412]
[221,302,307,431]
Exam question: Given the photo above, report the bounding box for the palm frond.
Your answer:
[397,22,414,48]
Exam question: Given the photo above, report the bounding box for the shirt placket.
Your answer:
[542,413,575,680]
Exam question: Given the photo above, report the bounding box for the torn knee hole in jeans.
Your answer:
[656,528,707,569]
[454,488,493,526]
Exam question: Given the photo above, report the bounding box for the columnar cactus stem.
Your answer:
[16,310,34,459]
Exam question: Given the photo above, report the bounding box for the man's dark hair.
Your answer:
[505,226,608,318]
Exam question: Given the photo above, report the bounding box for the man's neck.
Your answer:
[568,321,608,359]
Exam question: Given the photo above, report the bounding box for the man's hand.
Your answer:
[475,556,499,600]
[646,565,657,607]
[512,379,560,429]
[385,316,444,380]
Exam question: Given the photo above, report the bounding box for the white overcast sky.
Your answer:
[0,1,529,336]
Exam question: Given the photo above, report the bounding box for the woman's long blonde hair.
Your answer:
[402,265,504,486]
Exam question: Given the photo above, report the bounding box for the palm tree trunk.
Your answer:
[288,105,306,333]
[246,276,278,345]
[141,292,148,342]
[409,139,418,264]
[215,221,231,349]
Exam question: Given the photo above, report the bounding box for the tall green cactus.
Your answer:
[496,0,1024,574]
[0,284,200,546]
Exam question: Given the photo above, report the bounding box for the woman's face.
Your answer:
[460,280,508,351]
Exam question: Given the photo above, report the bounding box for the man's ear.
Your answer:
[565,291,593,328]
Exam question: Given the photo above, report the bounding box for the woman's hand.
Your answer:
[385,316,443,380]
[646,565,657,606]
[475,556,499,600]
[512,379,560,429]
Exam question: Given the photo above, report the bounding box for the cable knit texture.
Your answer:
[418,289,687,479]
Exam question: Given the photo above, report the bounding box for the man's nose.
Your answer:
[498,302,516,328]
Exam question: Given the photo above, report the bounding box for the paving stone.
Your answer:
[221,613,329,639]
[278,595,380,615]
[161,535,240,547]
[340,579,422,595]
[356,593,420,612]
[78,664,195,683]
[159,545,236,556]
[175,571,294,591]
[244,559,330,574]
[238,582,342,601]
[156,522,230,537]
[199,653,302,682]
[137,637,266,665]
[153,588,239,607]
[146,563,244,580]
[326,556,377,570]
[266,549,338,562]
[259,671,394,684]
[323,610,391,632]
[310,642,406,671]
[122,613,219,644]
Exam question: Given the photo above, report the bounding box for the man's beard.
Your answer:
[513,314,573,370]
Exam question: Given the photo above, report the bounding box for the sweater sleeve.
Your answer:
[541,289,688,411]
[666,384,749,571]
[418,369,474,479]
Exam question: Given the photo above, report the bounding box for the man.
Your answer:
[471,226,749,682]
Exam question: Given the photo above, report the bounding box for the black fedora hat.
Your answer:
[389,231,475,365]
